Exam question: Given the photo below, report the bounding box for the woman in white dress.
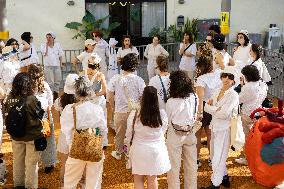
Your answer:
[195,51,222,168]
[144,35,169,80]
[233,30,251,71]
[202,67,239,189]
[178,32,197,81]
[124,86,171,189]
[92,30,109,77]
[235,65,268,165]
[212,34,234,71]
[28,65,57,174]
[166,70,198,189]
[18,32,39,72]
[117,35,139,65]
[148,55,170,110]
[61,76,108,189]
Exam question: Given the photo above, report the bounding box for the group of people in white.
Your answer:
[0,25,272,189]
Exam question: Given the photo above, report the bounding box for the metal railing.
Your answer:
[37,42,284,99]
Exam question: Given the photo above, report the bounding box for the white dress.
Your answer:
[125,109,171,175]
[107,47,118,81]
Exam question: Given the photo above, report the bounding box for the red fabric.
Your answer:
[245,116,284,187]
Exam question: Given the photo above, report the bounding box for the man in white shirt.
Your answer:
[40,32,64,99]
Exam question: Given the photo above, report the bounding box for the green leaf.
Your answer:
[65,22,82,30]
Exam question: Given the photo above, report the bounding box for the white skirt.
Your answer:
[130,140,171,176]
[57,131,69,154]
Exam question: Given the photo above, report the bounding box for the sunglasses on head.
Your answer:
[220,73,234,80]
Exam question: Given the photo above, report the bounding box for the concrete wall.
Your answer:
[167,0,284,43]
[6,0,85,50]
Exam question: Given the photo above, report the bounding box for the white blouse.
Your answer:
[60,101,108,147]
[179,43,197,71]
[166,94,198,127]
[204,87,239,132]
[239,81,268,116]
[36,81,53,111]
[233,45,251,71]
[125,109,168,145]
[40,42,64,67]
[117,47,139,59]
[144,44,169,62]
[251,58,271,82]
[18,43,39,67]
[108,73,145,113]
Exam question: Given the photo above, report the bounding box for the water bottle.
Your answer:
[96,128,100,136]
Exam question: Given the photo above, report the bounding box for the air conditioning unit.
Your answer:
[268,27,281,50]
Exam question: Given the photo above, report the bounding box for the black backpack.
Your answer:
[6,98,27,138]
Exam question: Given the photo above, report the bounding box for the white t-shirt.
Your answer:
[108,73,145,113]
[117,47,139,58]
[18,43,39,67]
[77,51,92,70]
[40,42,64,67]
[195,70,222,102]
[148,74,170,110]
[179,43,197,71]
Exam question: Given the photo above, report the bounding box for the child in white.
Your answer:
[125,86,171,189]
[144,35,169,79]
[203,66,239,188]
[107,38,119,81]
[72,39,96,72]
[61,76,108,189]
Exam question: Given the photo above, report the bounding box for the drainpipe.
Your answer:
[0,0,9,41]
[221,0,231,42]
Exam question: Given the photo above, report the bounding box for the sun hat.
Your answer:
[64,74,79,94]
[85,39,96,46]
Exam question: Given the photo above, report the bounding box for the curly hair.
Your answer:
[169,70,194,98]
[74,76,92,98]
[10,72,34,98]
[122,35,133,49]
[251,43,263,61]
[28,64,45,93]
[121,53,139,72]
[140,86,162,128]
[241,65,261,82]
[156,55,168,72]
[195,54,213,78]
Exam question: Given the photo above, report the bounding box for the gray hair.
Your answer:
[74,76,92,98]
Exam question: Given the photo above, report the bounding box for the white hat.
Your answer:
[238,30,249,38]
[109,38,118,46]
[85,39,96,46]
[89,53,101,65]
[46,32,56,39]
[222,66,238,81]
[64,74,79,94]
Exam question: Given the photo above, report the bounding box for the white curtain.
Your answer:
[142,2,165,37]
[86,3,109,29]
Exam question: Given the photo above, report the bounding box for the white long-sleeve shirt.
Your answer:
[60,101,108,148]
[239,81,268,116]
[124,109,168,145]
[205,87,239,132]
[166,94,198,127]
[179,43,197,71]
[40,42,64,67]
[144,44,169,62]
[251,58,271,82]
[18,43,39,67]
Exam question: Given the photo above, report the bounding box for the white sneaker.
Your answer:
[208,159,212,167]
[235,157,248,165]
[111,151,122,160]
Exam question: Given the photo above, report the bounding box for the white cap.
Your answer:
[85,39,96,46]
[64,74,79,94]
[46,32,56,39]
[223,66,238,81]
[109,38,118,46]
[238,30,249,38]
[89,53,101,65]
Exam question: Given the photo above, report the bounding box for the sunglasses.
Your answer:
[220,73,234,80]
[205,39,212,42]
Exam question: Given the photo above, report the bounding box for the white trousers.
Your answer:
[166,127,197,189]
[64,157,104,189]
[44,66,62,93]
[147,60,158,80]
[210,129,230,186]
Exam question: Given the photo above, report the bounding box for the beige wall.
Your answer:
[167,0,284,43]
[6,0,85,50]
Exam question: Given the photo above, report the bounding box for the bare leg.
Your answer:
[146,175,158,189]
[134,174,145,189]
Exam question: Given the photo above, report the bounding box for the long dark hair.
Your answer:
[251,43,262,61]
[10,72,34,98]
[140,86,162,128]
[122,35,133,49]
[169,71,194,98]
[60,93,76,109]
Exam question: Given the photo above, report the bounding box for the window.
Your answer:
[86,3,109,29]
